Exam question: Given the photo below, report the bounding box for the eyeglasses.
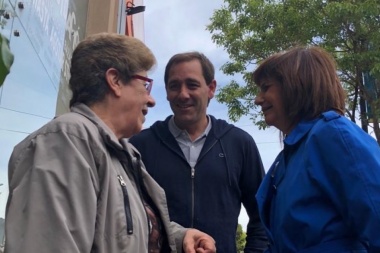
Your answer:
[131,75,153,94]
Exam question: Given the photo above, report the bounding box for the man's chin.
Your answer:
[174,114,190,120]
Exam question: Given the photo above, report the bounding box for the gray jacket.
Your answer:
[5,103,187,253]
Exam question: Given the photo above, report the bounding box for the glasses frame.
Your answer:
[131,74,153,94]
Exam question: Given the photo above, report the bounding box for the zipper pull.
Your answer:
[191,167,195,178]
[117,175,126,186]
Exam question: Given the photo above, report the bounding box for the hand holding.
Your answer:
[182,229,216,253]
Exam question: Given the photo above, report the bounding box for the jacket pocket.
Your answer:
[117,175,133,235]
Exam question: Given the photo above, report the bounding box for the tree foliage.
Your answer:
[207,0,380,144]
[236,223,246,252]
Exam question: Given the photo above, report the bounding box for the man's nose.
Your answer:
[178,86,190,98]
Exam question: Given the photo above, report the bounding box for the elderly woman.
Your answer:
[254,46,380,252]
[5,33,215,253]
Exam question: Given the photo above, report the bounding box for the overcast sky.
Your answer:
[142,0,282,229]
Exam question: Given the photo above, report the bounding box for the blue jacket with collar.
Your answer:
[130,115,268,253]
[256,111,380,253]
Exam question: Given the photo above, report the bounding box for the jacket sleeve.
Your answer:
[307,119,380,252]
[168,221,188,251]
[5,130,99,253]
[241,136,269,253]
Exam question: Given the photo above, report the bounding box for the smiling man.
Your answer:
[129,51,268,253]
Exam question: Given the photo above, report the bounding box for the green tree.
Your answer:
[236,223,246,252]
[207,0,380,144]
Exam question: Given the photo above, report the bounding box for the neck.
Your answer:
[174,115,209,141]
[90,101,122,139]
[282,120,297,136]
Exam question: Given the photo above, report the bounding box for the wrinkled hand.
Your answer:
[182,229,216,253]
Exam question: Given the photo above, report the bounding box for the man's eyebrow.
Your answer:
[185,78,200,83]
[168,77,200,84]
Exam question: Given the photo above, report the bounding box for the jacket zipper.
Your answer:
[117,175,133,235]
[191,166,195,227]
[190,140,218,228]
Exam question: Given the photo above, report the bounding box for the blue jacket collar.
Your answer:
[284,111,341,147]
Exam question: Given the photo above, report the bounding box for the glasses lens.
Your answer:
[132,75,153,94]
[146,81,152,94]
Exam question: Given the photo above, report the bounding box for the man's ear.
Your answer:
[105,68,123,97]
[208,79,217,99]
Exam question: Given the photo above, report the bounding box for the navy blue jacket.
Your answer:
[130,115,268,253]
[257,111,380,253]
